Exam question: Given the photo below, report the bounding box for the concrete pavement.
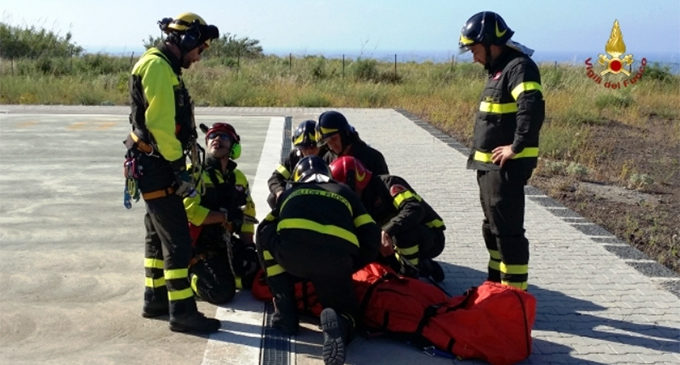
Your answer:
[0,105,677,364]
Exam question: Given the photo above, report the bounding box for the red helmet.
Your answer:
[329,156,372,193]
[204,123,241,159]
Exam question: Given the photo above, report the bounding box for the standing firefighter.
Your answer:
[256,156,380,365]
[123,12,221,332]
[459,11,545,290]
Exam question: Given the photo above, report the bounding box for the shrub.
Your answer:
[566,162,589,178]
[352,58,379,82]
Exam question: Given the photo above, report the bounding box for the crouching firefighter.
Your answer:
[183,122,259,304]
[122,12,220,333]
[266,119,320,208]
[330,156,447,282]
[256,156,380,365]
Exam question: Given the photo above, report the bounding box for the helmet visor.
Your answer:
[458,34,476,54]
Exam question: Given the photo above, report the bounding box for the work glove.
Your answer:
[170,158,196,198]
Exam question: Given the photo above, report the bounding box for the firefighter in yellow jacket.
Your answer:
[124,12,220,332]
[459,11,545,290]
[183,123,258,304]
[256,156,380,365]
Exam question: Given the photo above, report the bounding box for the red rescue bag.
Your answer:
[352,263,449,336]
[420,281,536,365]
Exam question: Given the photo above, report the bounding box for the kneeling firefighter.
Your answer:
[330,156,447,282]
[256,156,380,365]
[183,122,259,304]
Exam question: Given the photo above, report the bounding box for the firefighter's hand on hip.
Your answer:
[492,145,516,167]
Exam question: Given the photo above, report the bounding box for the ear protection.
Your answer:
[230,139,242,160]
[177,19,203,53]
[201,123,242,160]
[159,17,204,53]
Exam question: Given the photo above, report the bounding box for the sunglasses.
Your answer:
[207,132,231,141]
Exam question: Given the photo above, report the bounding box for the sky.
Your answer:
[1,0,679,63]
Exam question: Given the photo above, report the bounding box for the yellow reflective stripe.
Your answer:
[473,147,539,163]
[473,150,493,163]
[488,249,502,260]
[479,101,518,114]
[514,147,540,159]
[511,81,542,100]
[190,274,198,293]
[168,288,194,301]
[398,244,419,256]
[277,218,359,247]
[263,213,277,223]
[145,276,166,288]
[275,164,291,179]
[144,258,164,269]
[235,277,243,289]
[460,34,475,45]
[488,260,501,271]
[392,190,421,208]
[499,262,528,275]
[164,268,189,280]
[266,264,286,277]
[353,213,376,227]
[502,280,528,290]
[263,250,274,260]
[319,126,339,135]
[425,219,445,228]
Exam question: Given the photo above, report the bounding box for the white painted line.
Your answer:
[202,116,285,365]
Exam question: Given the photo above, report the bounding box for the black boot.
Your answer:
[169,299,220,333]
[320,308,352,365]
[419,258,445,283]
[169,311,221,333]
[142,301,169,318]
[269,275,299,335]
[142,288,168,318]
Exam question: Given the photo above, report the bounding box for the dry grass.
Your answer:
[2,55,678,271]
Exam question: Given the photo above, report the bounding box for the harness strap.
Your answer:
[142,186,176,201]
[128,131,155,154]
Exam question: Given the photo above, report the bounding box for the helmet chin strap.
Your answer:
[484,44,492,70]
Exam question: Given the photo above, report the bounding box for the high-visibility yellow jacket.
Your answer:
[129,45,195,162]
[183,158,256,236]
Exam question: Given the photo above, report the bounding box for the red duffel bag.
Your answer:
[419,281,536,365]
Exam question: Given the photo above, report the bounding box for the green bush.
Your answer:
[645,62,673,82]
[352,59,379,82]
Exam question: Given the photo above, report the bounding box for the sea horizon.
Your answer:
[91,46,680,74]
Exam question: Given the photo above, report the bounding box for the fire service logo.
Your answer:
[585,20,646,89]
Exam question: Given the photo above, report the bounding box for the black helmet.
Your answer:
[291,120,318,148]
[316,111,351,141]
[292,156,331,183]
[459,11,513,52]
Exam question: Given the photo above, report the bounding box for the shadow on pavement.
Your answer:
[530,285,680,355]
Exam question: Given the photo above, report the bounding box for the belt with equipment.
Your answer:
[142,186,176,201]
[127,131,155,154]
